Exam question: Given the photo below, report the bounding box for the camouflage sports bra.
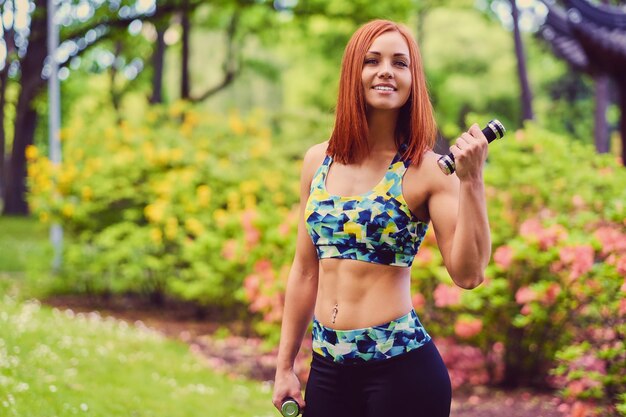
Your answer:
[304,144,428,267]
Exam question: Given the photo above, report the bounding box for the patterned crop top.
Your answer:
[304,144,429,267]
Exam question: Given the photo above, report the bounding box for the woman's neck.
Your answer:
[365,108,400,152]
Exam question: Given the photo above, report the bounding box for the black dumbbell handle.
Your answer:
[437,119,505,175]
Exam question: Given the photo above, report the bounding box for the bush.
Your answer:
[27,102,308,316]
[409,123,625,413]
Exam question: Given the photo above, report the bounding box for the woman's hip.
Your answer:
[311,308,432,364]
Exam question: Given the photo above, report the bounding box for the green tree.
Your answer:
[422,8,519,136]
[1,0,201,216]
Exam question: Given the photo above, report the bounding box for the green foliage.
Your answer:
[26,100,310,315]
[410,123,625,412]
[618,393,626,416]
[529,50,596,145]
[422,8,520,137]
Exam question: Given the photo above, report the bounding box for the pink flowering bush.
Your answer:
[435,337,496,388]
[409,123,625,413]
[497,219,624,413]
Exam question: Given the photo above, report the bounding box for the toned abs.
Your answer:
[314,259,413,330]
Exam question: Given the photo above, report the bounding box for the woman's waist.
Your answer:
[311,307,432,364]
[314,303,416,328]
[314,294,413,331]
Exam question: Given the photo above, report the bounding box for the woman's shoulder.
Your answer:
[300,140,330,179]
[302,140,329,167]
[305,140,329,157]
[406,150,456,193]
[408,150,441,177]
[419,150,440,167]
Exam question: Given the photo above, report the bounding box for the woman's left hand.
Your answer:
[448,123,489,182]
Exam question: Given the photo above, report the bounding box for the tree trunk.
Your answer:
[2,1,47,215]
[110,41,123,124]
[594,74,610,154]
[501,325,526,388]
[3,86,43,215]
[181,0,191,100]
[618,77,626,166]
[150,24,167,104]
[0,68,8,200]
[0,4,16,205]
[511,0,534,121]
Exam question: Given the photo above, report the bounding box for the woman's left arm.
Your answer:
[426,123,491,289]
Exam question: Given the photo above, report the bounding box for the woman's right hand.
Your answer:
[272,368,305,414]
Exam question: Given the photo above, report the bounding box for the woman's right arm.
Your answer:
[272,143,325,411]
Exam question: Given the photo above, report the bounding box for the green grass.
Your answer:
[0,216,49,273]
[0,216,70,300]
[0,295,276,417]
[0,217,277,417]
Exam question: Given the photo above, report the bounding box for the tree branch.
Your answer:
[189,69,240,102]
[190,10,241,102]
[61,0,204,44]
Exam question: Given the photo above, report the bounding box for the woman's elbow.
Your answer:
[452,274,484,290]
[289,258,319,283]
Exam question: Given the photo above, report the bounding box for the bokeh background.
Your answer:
[0,0,625,416]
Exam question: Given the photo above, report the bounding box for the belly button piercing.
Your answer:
[332,303,338,324]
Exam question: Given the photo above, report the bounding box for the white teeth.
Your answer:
[374,86,395,91]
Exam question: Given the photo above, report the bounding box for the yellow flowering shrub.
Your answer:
[26,102,320,309]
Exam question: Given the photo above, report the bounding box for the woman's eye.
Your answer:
[364,58,408,67]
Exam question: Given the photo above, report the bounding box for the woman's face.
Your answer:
[361,31,412,112]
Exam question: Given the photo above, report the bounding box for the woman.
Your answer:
[272,19,491,417]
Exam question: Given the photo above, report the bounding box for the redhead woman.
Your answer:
[272,19,491,417]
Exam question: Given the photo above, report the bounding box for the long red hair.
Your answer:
[327,19,436,166]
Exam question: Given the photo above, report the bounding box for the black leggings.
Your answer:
[302,340,452,417]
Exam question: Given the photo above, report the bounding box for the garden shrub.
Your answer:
[409,124,625,413]
[27,102,308,315]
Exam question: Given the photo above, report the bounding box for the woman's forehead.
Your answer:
[367,32,410,56]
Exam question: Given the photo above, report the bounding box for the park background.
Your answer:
[0,0,625,416]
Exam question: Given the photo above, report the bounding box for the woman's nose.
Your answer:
[378,62,392,78]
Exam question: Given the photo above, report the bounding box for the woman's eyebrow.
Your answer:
[366,51,409,58]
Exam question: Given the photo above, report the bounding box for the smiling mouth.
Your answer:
[372,86,396,92]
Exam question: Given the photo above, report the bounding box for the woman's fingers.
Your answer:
[447,123,489,179]
[468,123,488,143]
[272,394,306,412]
[272,371,306,412]
[293,392,306,410]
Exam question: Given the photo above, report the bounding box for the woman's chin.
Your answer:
[365,102,403,112]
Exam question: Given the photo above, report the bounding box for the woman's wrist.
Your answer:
[275,362,295,374]
[458,175,484,187]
